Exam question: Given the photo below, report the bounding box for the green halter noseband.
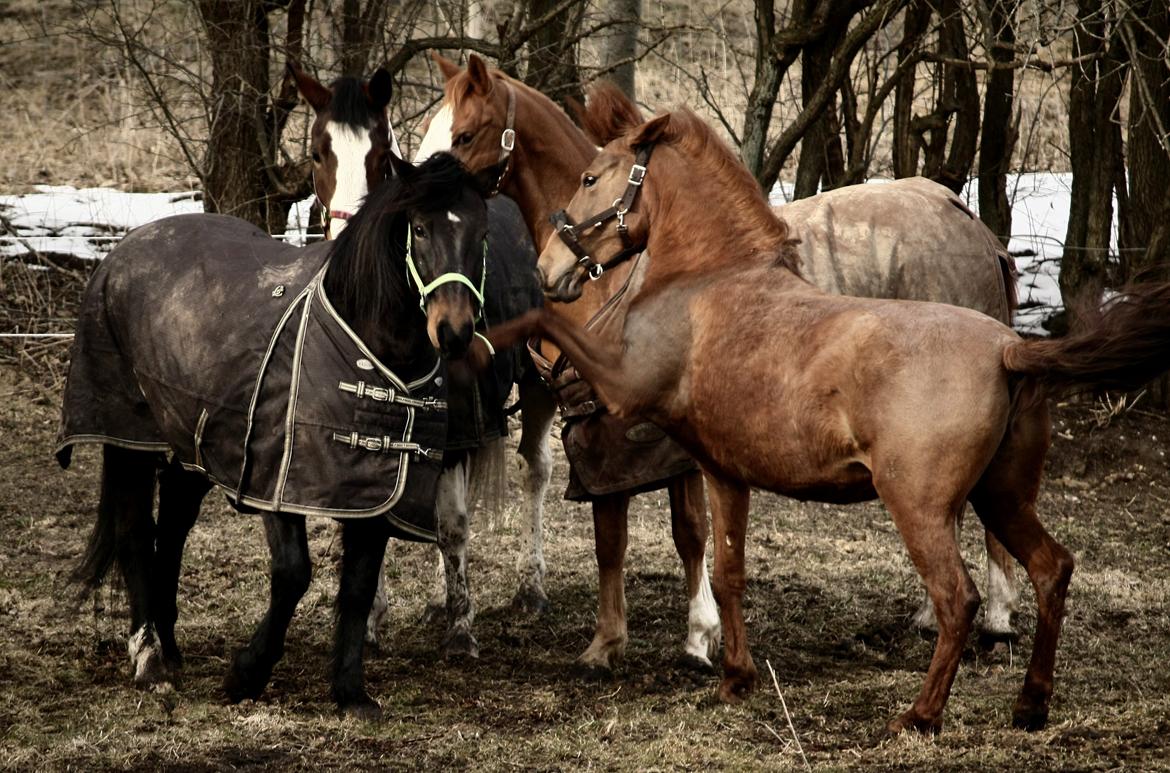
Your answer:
[405,228,487,320]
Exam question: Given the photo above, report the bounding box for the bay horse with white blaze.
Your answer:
[63,153,506,717]
[290,65,557,657]
[475,108,1170,733]
[419,53,1021,678]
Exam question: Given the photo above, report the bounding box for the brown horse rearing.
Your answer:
[478,108,1170,733]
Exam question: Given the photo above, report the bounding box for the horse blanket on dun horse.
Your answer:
[538,176,1016,501]
[57,213,531,540]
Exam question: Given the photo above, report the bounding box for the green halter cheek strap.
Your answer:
[405,229,488,319]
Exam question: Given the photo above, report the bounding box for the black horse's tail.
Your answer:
[71,445,156,596]
[1003,281,1170,394]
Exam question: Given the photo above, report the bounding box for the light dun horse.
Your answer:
[290,66,557,658]
[63,154,503,717]
[418,53,1021,680]
[476,108,1170,733]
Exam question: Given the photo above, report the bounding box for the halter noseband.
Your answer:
[548,144,653,281]
[404,228,488,320]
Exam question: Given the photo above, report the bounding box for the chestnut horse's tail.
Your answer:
[1003,281,1170,394]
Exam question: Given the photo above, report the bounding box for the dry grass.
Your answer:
[3,345,1170,769]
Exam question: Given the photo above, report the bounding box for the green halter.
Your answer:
[405,228,487,320]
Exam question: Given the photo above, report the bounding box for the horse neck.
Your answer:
[323,250,432,371]
[641,151,791,286]
[501,85,597,248]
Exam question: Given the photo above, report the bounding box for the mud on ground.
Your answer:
[2,360,1169,770]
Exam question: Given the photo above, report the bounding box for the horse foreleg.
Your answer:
[979,533,1019,644]
[333,517,392,719]
[435,457,477,659]
[512,372,555,614]
[152,458,210,682]
[576,493,630,678]
[704,471,756,703]
[99,446,162,689]
[668,470,719,671]
[365,557,391,650]
[224,512,310,703]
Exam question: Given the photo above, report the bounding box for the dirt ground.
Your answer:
[2,353,1170,772]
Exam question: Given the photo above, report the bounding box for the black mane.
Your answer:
[323,153,481,360]
[329,76,373,128]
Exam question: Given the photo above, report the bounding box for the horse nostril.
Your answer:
[536,265,549,289]
[438,320,471,359]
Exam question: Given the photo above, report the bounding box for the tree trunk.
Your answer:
[976,0,1018,245]
[523,0,586,109]
[1061,0,1126,316]
[793,16,846,199]
[740,0,794,183]
[892,1,930,178]
[337,0,390,76]
[603,0,640,97]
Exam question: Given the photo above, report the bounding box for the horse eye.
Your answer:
[582,174,597,188]
[454,132,474,146]
[412,224,426,238]
[311,150,322,163]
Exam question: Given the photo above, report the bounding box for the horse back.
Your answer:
[777,177,1015,324]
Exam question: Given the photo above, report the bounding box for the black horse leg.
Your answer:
[224,512,310,702]
[332,517,392,719]
[99,446,164,688]
[152,458,211,678]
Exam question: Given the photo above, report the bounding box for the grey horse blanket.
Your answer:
[57,214,448,541]
[544,176,1015,501]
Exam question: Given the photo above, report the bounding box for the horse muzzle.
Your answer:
[538,263,584,303]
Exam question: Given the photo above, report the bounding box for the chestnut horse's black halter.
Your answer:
[548,144,654,281]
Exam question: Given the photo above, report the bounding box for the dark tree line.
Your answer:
[82,0,1170,326]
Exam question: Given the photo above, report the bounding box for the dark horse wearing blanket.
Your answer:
[60,154,529,718]
[478,109,1170,733]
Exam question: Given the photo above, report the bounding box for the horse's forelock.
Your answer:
[580,83,643,146]
[329,76,376,128]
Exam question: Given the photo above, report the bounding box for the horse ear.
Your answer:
[288,62,331,113]
[628,113,671,148]
[366,67,393,111]
[432,51,462,82]
[386,151,415,182]
[466,53,494,96]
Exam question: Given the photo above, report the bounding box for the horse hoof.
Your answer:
[572,660,615,682]
[420,603,445,626]
[132,649,176,691]
[678,653,715,674]
[886,710,942,735]
[1011,699,1050,732]
[717,676,754,704]
[339,696,383,722]
[510,587,550,616]
[977,628,1020,651]
[441,630,480,661]
[223,658,270,703]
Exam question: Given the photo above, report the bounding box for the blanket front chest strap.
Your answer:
[339,380,448,411]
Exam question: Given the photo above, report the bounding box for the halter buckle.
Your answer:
[500,129,516,152]
[627,164,647,186]
[588,263,604,280]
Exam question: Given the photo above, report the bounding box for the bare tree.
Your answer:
[602,0,641,97]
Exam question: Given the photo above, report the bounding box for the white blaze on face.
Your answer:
[326,121,373,239]
[415,101,455,163]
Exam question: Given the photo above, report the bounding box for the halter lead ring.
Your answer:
[549,145,653,281]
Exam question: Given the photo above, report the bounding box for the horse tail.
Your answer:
[468,437,507,529]
[71,445,156,596]
[997,247,1018,319]
[1002,281,1170,394]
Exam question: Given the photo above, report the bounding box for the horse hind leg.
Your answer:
[224,512,311,702]
[969,406,1073,732]
[668,470,720,671]
[880,492,981,734]
[332,516,393,719]
[86,446,166,690]
[151,458,211,682]
[512,371,555,615]
[434,457,478,659]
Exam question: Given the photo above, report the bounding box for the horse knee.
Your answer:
[273,557,311,599]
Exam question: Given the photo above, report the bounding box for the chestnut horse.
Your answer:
[418,53,1020,675]
[476,108,1170,733]
[290,66,557,657]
